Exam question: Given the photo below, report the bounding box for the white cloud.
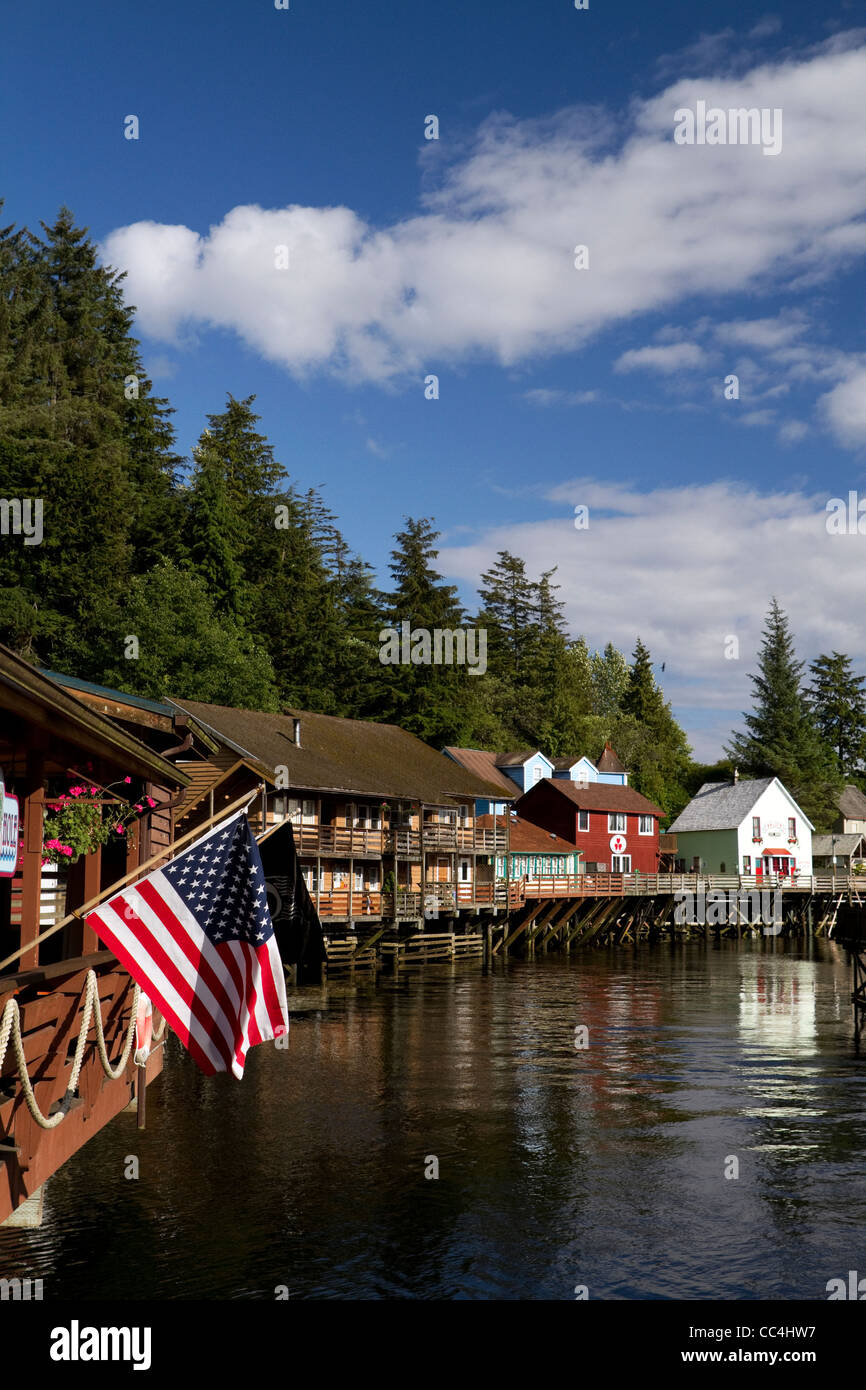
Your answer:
[819,364,866,447]
[524,387,599,406]
[102,37,866,390]
[778,419,809,444]
[615,342,708,373]
[437,478,866,760]
[714,312,808,350]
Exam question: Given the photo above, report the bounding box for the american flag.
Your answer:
[86,812,289,1079]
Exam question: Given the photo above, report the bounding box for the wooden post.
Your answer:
[136,1064,147,1130]
[18,747,45,971]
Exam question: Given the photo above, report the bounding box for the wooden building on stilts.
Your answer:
[0,646,193,1226]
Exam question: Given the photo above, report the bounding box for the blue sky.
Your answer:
[4,0,866,758]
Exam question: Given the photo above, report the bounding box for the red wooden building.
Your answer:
[514,779,664,874]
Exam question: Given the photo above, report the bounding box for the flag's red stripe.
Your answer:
[99,891,235,1074]
[87,907,218,1076]
[135,881,242,1069]
[234,943,261,1069]
[104,893,229,1069]
[259,943,287,1035]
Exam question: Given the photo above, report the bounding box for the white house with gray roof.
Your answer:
[668,775,813,878]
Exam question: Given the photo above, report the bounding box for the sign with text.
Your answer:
[0,793,19,877]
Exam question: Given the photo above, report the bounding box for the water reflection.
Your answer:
[0,938,864,1300]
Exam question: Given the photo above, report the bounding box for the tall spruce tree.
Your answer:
[477,551,537,687]
[0,207,181,669]
[806,652,866,778]
[727,599,842,828]
[381,517,473,743]
[622,638,667,731]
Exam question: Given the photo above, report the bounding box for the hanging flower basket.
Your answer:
[41,777,157,866]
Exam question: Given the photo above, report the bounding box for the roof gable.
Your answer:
[668,777,813,833]
[595,742,626,774]
[839,784,866,819]
[516,778,663,818]
[442,747,518,797]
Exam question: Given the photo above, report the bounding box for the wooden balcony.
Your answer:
[291,823,508,857]
[294,825,386,857]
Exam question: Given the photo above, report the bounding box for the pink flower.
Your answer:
[115,824,126,835]
[89,787,99,796]
[123,777,132,784]
[146,797,156,808]
[69,785,85,797]
[61,845,73,856]
[134,804,143,812]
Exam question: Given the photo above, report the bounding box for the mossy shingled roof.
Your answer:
[170,700,510,805]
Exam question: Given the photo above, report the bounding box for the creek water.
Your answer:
[1,937,864,1300]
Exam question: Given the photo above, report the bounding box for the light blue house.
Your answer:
[443,743,628,815]
[442,748,553,815]
[552,743,628,786]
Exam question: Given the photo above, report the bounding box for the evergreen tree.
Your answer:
[806,652,866,778]
[622,637,668,732]
[590,643,630,716]
[0,207,181,669]
[381,517,472,743]
[727,599,842,828]
[477,551,536,687]
[92,560,279,708]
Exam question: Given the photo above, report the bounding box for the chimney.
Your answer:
[293,717,301,748]
[733,767,739,784]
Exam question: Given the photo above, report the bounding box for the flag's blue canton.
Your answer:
[161,819,274,946]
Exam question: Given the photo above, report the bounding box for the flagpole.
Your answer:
[0,786,265,974]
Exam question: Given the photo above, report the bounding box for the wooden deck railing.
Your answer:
[310,872,866,917]
[290,824,508,857]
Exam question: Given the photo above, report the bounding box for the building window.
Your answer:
[303,866,318,891]
[720,862,726,874]
[788,817,796,839]
[611,855,631,873]
[353,869,364,891]
[578,810,589,832]
[608,813,627,833]
[532,766,542,784]
[353,803,382,829]
[638,815,653,835]
[332,862,349,889]
[752,816,761,839]
[742,855,751,873]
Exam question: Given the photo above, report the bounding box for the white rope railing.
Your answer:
[0,970,140,1131]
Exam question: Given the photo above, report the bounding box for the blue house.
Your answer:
[443,743,628,815]
[552,743,628,787]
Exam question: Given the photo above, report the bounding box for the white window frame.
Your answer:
[532,766,543,784]
[611,854,631,873]
[608,813,627,833]
[578,810,590,832]
[638,815,653,835]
